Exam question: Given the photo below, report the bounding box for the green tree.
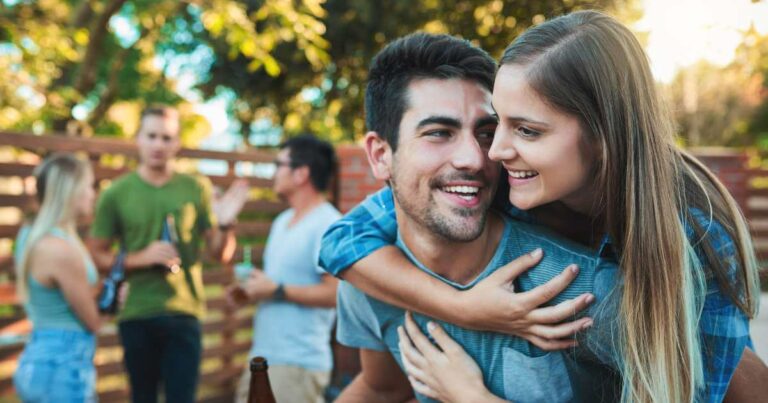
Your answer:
[0,0,327,143]
[198,0,634,145]
[665,26,768,147]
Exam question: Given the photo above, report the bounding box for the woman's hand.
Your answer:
[452,249,594,350]
[398,312,505,403]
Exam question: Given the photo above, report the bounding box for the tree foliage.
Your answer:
[1,0,631,145]
[199,0,629,144]
[665,27,768,148]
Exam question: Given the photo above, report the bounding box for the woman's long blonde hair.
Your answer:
[501,11,760,402]
[15,153,92,301]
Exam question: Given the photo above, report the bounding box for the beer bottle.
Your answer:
[247,356,276,403]
[155,213,181,274]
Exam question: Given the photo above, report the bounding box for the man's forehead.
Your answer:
[138,115,179,135]
[403,78,494,122]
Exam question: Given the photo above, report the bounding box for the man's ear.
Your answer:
[291,165,311,186]
[363,131,392,181]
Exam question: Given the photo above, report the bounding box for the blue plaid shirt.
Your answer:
[319,187,754,402]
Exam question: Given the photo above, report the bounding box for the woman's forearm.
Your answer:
[341,246,465,323]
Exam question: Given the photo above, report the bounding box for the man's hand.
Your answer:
[227,270,278,307]
[213,179,250,226]
[454,249,594,350]
[128,241,180,269]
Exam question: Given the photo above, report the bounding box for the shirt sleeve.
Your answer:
[90,186,119,240]
[336,281,388,351]
[691,211,752,402]
[318,187,398,277]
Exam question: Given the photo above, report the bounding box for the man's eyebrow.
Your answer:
[475,116,499,128]
[416,116,461,129]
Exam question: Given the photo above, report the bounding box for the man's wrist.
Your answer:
[218,220,237,231]
[272,283,286,301]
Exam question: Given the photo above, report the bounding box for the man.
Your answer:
[227,134,341,403]
[330,33,619,402]
[88,106,249,403]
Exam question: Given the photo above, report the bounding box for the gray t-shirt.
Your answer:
[251,202,341,371]
[337,214,621,402]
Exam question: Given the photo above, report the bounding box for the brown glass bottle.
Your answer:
[247,356,276,403]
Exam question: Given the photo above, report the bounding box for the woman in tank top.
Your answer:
[13,153,101,402]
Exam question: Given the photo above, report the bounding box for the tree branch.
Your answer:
[73,0,129,96]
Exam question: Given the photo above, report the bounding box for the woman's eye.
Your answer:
[517,126,540,138]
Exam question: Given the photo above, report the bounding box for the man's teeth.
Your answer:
[508,170,538,179]
[443,185,479,201]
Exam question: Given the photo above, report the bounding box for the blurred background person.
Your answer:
[228,134,340,403]
[13,153,100,402]
[88,105,249,403]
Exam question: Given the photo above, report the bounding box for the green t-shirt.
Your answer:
[91,172,215,321]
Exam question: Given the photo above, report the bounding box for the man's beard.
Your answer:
[390,172,492,242]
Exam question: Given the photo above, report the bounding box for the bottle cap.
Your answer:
[250,356,268,371]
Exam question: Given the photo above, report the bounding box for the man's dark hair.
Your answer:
[280,134,337,192]
[365,32,497,150]
[137,105,179,135]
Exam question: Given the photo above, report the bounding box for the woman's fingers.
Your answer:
[525,333,579,351]
[527,317,593,341]
[518,264,581,308]
[527,293,595,324]
[425,321,464,356]
[483,248,543,288]
[397,326,430,377]
[404,312,441,356]
[409,375,438,398]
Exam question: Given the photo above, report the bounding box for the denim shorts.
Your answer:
[13,328,97,403]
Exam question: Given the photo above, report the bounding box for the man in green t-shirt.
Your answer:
[88,106,249,403]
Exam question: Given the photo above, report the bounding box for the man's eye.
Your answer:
[425,130,451,138]
[162,135,173,142]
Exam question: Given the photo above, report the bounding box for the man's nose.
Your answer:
[451,133,486,172]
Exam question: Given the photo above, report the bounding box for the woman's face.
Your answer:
[489,64,597,214]
[74,168,96,219]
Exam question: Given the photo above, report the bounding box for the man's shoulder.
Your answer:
[98,172,141,201]
[173,172,211,191]
[503,217,596,261]
[337,281,403,324]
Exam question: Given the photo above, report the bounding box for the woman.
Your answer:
[321,11,760,402]
[13,153,101,402]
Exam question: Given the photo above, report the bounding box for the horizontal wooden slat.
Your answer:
[234,221,272,237]
[0,193,31,208]
[97,387,129,402]
[199,391,236,403]
[0,376,13,394]
[0,131,275,163]
[242,200,285,214]
[202,340,251,360]
[200,364,245,385]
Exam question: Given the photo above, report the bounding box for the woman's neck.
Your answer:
[531,202,605,249]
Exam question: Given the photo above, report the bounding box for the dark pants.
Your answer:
[118,314,202,403]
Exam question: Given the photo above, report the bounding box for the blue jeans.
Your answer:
[13,329,97,403]
[118,314,201,403]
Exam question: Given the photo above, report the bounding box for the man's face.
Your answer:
[136,114,180,170]
[387,78,499,242]
[272,148,295,199]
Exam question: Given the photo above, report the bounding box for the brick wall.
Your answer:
[335,145,385,212]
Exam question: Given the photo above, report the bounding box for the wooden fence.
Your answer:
[0,131,284,402]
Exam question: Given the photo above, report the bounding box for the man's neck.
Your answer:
[397,210,504,285]
[137,164,174,187]
[286,188,326,227]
